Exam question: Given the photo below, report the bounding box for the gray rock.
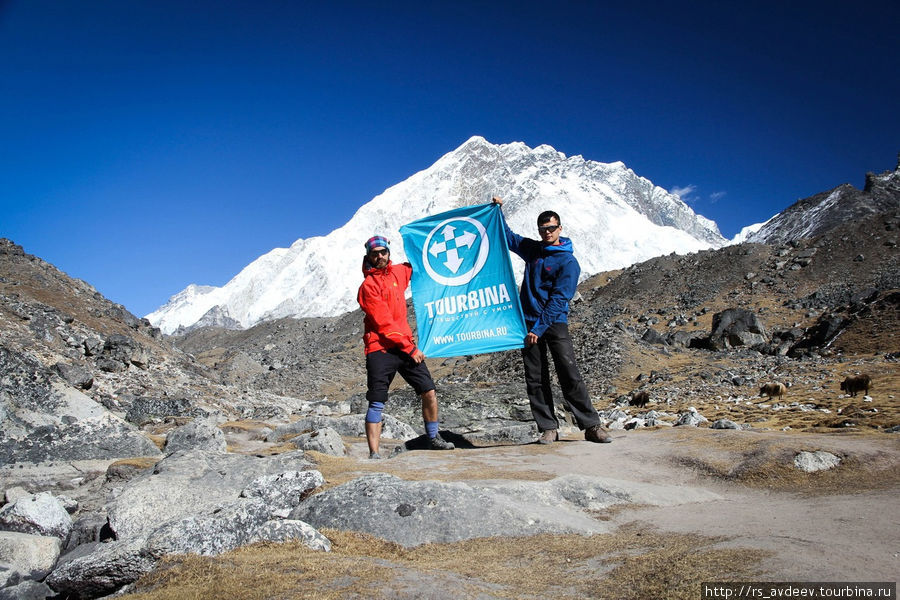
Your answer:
[0,347,161,464]
[105,460,156,483]
[102,334,150,369]
[0,580,55,600]
[63,513,110,553]
[240,470,325,514]
[290,473,720,549]
[711,419,740,430]
[3,486,30,504]
[164,417,227,454]
[49,460,321,596]
[51,362,93,390]
[82,337,104,357]
[598,408,629,422]
[267,414,416,442]
[675,407,708,427]
[106,449,313,540]
[45,538,157,599]
[794,451,841,472]
[707,308,769,350]
[641,328,667,345]
[0,531,61,582]
[95,357,126,373]
[247,519,331,551]
[290,473,612,548]
[0,562,15,589]
[462,422,537,446]
[124,395,198,425]
[146,498,272,556]
[0,492,72,540]
[667,330,706,348]
[288,427,345,456]
[57,495,78,515]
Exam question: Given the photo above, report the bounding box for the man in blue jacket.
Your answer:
[492,196,611,444]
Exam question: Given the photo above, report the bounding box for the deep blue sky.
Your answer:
[2,1,898,318]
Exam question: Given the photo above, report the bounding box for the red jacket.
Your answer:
[357,261,417,355]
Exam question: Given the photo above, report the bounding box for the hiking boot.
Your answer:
[585,424,612,443]
[538,429,559,445]
[428,434,455,450]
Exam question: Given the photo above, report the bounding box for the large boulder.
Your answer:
[0,347,161,464]
[707,308,769,350]
[289,473,612,548]
[0,580,56,600]
[291,473,721,548]
[48,452,328,598]
[106,449,315,540]
[145,498,273,556]
[0,531,61,583]
[44,538,157,599]
[675,407,709,427]
[0,492,72,540]
[240,470,326,515]
[288,427,345,456]
[247,520,331,551]
[51,363,93,390]
[794,451,841,472]
[100,334,150,370]
[267,414,417,443]
[164,417,228,454]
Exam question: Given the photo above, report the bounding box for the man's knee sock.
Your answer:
[366,401,385,423]
[425,421,438,439]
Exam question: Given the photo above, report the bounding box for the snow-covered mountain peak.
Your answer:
[146,137,726,335]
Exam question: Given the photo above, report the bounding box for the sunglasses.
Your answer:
[537,224,559,233]
[368,248,389,257]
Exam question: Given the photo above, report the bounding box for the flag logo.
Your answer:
[422,216,489,286]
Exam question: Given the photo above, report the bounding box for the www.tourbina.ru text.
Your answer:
[433,327,509,345]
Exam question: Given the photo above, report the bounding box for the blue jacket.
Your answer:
[501,217,580,337]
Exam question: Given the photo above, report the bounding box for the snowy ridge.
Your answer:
[728,219,771,245]
[146,137,726,334]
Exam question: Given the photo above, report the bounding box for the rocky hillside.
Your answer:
[0,239,332,466]
[748,156,900,244]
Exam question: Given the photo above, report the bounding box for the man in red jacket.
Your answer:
[357,235,455,459]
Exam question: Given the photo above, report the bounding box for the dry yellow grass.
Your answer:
[145,434,167,451]
[644,427,900,494]
[218,420,271,433]
[305,449,556,493]
[121,525,770,600]
[604,325,899,436]
[238,441,299,456]
[107,456,160,470]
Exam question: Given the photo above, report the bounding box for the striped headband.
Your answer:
[365,236,390,252]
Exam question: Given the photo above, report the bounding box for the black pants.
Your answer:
[521,322,600,432]
[365,348,435,405]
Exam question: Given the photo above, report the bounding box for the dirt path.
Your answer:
[357,426,900,583]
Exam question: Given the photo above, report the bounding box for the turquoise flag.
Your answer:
[400,203,526,357]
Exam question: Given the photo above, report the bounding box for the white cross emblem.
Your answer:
[422,216,489,286]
